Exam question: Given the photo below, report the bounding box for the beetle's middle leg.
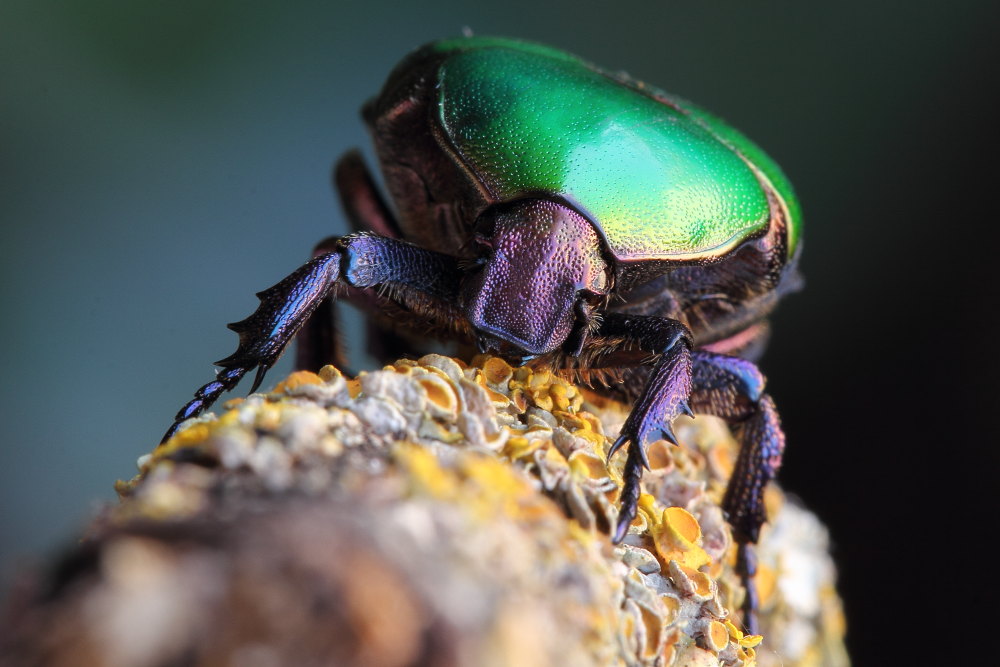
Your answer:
[688,349,785,635]
[161,233,464,443]
[297,151,407,371]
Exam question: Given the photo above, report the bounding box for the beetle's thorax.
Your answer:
[461,199,608,360]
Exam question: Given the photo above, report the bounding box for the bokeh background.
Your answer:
[2,1,996,662]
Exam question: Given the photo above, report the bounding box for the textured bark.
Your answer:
[0,356,848,667]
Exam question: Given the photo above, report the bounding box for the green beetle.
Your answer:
[163,36,802,632]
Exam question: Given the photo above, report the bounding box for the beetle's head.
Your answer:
[461,199,609,362]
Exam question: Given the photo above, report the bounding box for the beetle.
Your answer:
[162,36,801,632]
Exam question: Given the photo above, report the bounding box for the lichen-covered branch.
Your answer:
[0,356,847,666]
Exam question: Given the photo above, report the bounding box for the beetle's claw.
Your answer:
[612,509,632,544]
[606,433,628,463]
[637,440,651,470]
[660,421,679,446]
[608,430,652,470]
[248,363,271,394]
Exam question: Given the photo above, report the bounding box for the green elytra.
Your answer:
[430,37,801,260]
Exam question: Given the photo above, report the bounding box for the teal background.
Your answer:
[2,1,996,662]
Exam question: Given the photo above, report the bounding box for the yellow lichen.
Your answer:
[675,645,722,667]
[724,619,763,649]
[271,370,323,392]
[505,364,584,415]
[568,450,609,480]
[473,374,514,405]
[652,507,711,571]
[661,595,681,626]
[705,619,730,652]
[253,403,284,431]
[121,356,846,667]
[755,562,777,608]
[480,355,514,388]
[671,563,715,599]
[637,600,665,659]
[159,421,212,453]
[317,364,342,382]
[395,443,459,500]
[626,493,659,535]
[645,439,676,472]
[418,373,459,418]
[543,444,568,467]
[503,435,533,460]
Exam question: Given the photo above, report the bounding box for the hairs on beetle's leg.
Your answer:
[689,350,785,635]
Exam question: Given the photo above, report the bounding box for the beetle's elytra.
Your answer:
[162,36,801,633]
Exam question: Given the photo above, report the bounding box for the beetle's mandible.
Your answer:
[162,36,802,633]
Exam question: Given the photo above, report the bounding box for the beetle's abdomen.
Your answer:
[435,42,772,262]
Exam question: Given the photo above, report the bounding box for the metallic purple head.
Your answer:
[461,199,608,358]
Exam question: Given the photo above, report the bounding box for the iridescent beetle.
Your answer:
[162,37,801,632]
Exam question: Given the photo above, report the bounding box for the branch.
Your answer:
[1,355,848,667]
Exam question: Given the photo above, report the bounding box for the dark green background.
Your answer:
[2,1,996,662]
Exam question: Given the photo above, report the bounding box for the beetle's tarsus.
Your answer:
[161,366,250,444]
[722,394,784,543]
[612,441,645,543]
[736,542,760,635]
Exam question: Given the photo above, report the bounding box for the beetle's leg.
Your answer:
[595,313,694,544]
[302,150,417,368]
[689,349,785,635]
[295,236,346,373]
[162,233,462,443]
[296,152,406,372]
[334,149,401,239]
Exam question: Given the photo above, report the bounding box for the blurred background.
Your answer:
[2,0,996,662]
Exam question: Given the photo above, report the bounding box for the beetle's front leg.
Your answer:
[597,313,694,543]
[689,350,785,634]
[161,233,462,443]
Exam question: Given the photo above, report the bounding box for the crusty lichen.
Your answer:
[1,355,848,667]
